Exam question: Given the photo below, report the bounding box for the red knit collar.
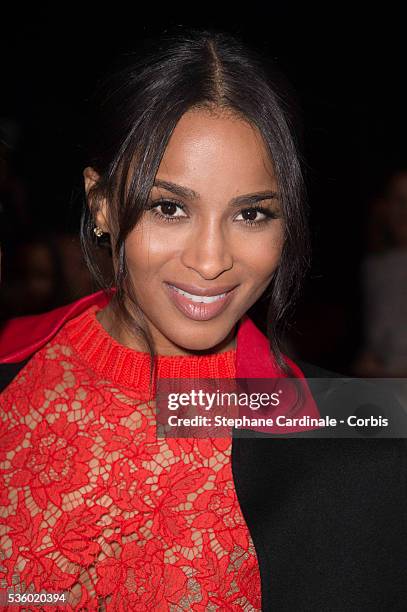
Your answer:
[62,303,237,391]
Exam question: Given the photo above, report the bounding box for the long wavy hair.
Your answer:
[80,27,311,387]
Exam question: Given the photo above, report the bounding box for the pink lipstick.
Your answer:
[164,282,238,321]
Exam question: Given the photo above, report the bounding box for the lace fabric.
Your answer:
[0,306,262,611]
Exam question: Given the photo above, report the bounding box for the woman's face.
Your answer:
[88,109,285,355]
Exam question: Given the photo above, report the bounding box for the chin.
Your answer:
[170,328,232,354]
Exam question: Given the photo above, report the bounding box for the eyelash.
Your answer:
[145,198,279,227]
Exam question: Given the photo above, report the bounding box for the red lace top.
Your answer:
[0,305,262,611]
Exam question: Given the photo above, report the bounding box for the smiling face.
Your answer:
[86,108,285,355]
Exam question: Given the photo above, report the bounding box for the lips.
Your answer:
[165,281,239,297]
[164,282,238,321]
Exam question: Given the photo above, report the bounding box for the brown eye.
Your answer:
[146,198,188,222]
[241,209,259,221]
[236,206,277,226]
[160,201,178,216]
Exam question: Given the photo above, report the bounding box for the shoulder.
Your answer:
[0,290,110,393]
[0,290,110,365]
[298,359,407,438]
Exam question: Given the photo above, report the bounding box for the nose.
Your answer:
[180,220,234,280]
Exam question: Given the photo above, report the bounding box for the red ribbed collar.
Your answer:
[62,303,237,391]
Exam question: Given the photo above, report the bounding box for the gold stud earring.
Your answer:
[93,226,105,238]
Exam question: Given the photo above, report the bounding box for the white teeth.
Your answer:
[170,285,227,303]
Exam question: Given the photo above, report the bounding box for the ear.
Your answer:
[83,166,109,232]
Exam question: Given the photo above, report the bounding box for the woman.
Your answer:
[0,28,406,611]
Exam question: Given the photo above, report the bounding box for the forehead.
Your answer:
[156,109,276,191]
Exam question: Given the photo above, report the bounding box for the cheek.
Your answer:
[122,228,156,287]
[237,226,284,280]
[124,224,172,283]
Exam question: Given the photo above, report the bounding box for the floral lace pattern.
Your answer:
[0,307,262,611]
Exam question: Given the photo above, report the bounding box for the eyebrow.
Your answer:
[153,179,279,207]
